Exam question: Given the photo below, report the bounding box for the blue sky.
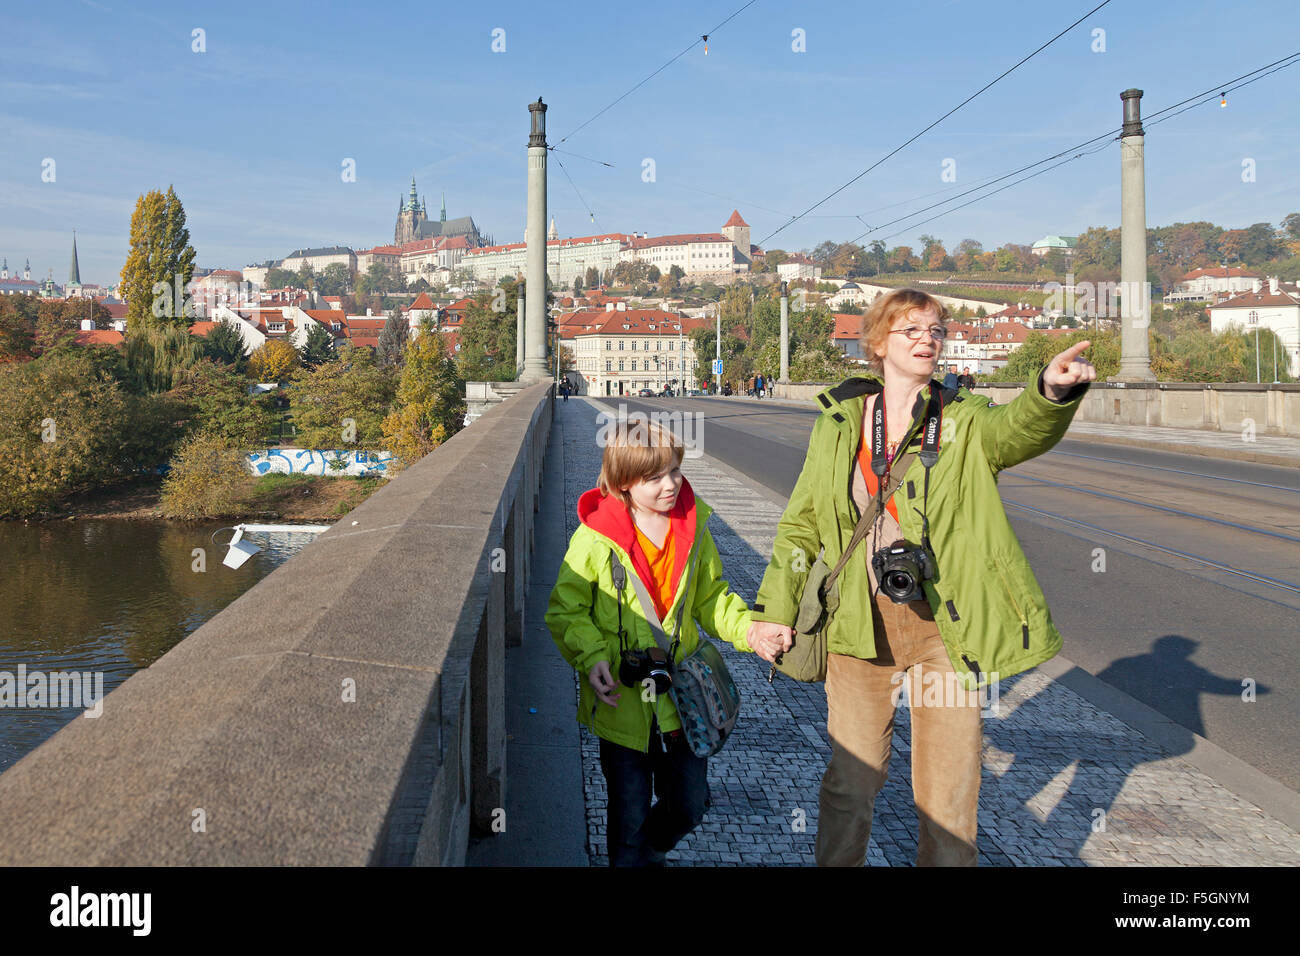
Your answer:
[3,0,1298,286]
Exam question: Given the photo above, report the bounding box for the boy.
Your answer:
[546,418,756,866]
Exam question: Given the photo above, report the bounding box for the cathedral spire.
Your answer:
[69,231,81,286]
[440,191,446,223]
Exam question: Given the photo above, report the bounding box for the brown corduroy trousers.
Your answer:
[815,591,983,867]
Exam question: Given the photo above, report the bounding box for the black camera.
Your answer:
[619,647,673,694]
[871,540,936,604]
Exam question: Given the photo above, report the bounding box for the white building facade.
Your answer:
[1209,277,1300,376]
[564,308,706,396]
[459,234,630,287]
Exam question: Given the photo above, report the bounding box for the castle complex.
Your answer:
[394,177,489,248]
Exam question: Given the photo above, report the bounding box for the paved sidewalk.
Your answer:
[557,396,1300,866]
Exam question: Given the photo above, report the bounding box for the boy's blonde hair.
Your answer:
[598,419,684,508]
[860,288,950,376]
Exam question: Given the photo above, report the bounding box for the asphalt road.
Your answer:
[596,394,1300,791]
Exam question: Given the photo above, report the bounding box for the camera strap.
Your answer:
[609,551,630,653]
[869,387,942,478]
[609,541,700,661]
[868,387,943,595]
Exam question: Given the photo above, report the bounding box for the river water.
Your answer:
[0,519,318,774]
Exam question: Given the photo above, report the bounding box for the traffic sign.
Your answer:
[712,359,723,375]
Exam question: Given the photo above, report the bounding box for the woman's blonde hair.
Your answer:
[859,288,950,376]
[597,418,684,507]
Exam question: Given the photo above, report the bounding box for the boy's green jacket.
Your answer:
[546,478,753,753]
[755,367,1090,687]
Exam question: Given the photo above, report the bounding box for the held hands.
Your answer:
[746,620,794,663]
[1042,340,1098,401]
[588,660,621,707]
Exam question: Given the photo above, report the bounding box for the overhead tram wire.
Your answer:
[835,50,1300,246]
[553,153,599,226]
[773,52,1299,237]
[1143,51,1300,130]
[843,131,1121,245]
[554,0,760,146]
[548,147,614,168]
[755,0,1115,248]
[873,141,1114,243]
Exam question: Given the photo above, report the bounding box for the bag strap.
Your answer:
[610,533,700,658]
[823,449,916,596]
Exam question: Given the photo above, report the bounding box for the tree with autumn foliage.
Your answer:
[248,340,301,382]
[120,186,197,334]
[382,320,465,467]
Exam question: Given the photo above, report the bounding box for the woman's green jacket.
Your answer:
[754,367,1089,687]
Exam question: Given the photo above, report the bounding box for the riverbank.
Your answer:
[6,472,389,523]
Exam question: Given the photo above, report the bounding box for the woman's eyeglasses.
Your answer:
[891,325,949,342]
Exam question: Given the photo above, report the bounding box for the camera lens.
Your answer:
[885,569,914,594]
[648,666,672,695]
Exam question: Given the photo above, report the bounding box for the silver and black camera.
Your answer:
[619,646,673,694]
[871,540,936,604]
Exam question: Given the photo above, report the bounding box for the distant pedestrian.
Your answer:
[958,367,976,389]
[755,374,764,400]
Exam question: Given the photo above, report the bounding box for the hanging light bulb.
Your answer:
[1220,92,1227,108]
[702,34,709,55]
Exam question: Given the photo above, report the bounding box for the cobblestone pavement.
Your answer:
[555,398,1300,866]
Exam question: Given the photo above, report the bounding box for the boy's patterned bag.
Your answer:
[609,548,742,758]
[669,638,740,757]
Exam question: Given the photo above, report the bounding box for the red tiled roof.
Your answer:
[723,210,749,228]
[989,305,1039,319]
[302,309,346,324]
[188,321,220,337]
[626,233,730,249]
[1212,290,1300,309]
[1182,266,1260,280]
[464,233,632,256]
[831,313,862,339]
[74,329,124,347]
[408,292,435,310]
[207,269,243,278]
[398,239,438,254]
[562,309,704,337]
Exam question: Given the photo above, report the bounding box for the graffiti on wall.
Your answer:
[245,448,394,478]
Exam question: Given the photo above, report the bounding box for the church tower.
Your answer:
[69,232,81,285]
[721,210,751,265]
[394,176,429,245]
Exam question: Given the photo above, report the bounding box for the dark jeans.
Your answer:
[598,727,709,867]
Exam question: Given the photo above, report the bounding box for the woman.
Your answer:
[744,288,1095,866]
